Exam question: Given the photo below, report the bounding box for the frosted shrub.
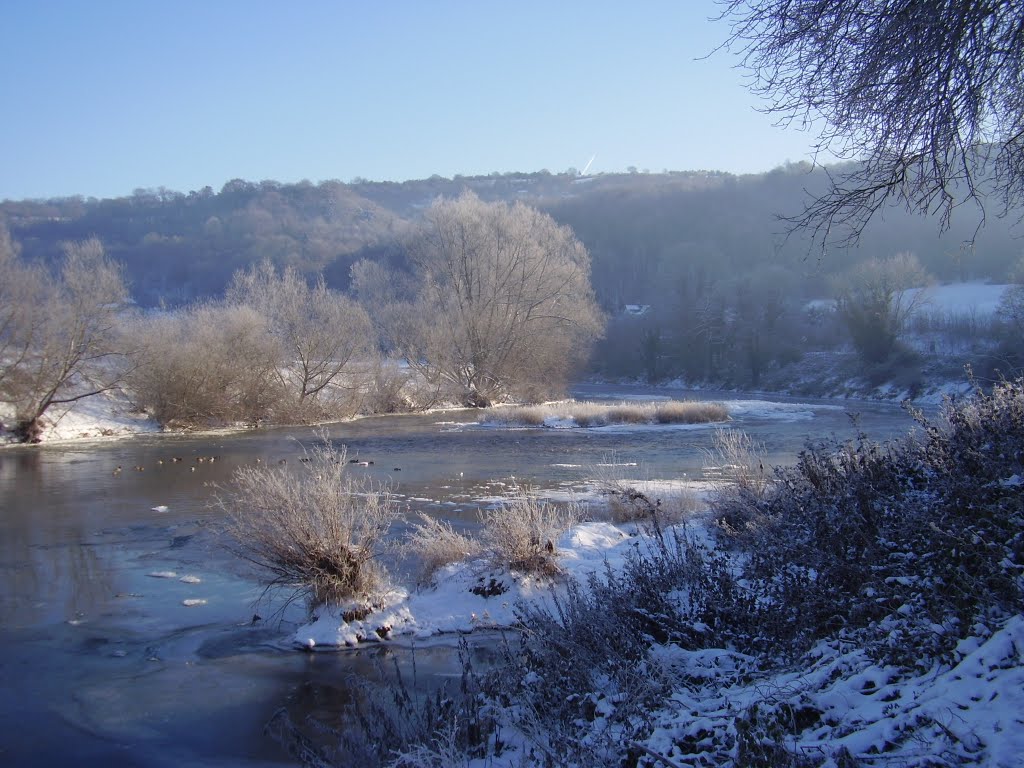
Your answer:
[405,514,484,585]
[222,438,400,607]
[498,529,749,767]
[705,428,773,535]
[715,379,1024,663]
[482,487,582,576]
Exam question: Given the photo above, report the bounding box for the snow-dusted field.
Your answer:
[906,281,1011,317]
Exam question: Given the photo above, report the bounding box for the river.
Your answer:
[0,386,921,766]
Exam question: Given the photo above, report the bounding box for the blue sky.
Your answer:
[1,1,826,200]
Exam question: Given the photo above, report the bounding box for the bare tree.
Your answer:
[227,261,376,416]
[397,193,604,406]
[721,0,1024,246]
[0,229,48,398]
[349,257,417,348]
[0,237,130,441]
[834,252,932,364]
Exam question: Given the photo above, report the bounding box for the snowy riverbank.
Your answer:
[292,505,1024,767]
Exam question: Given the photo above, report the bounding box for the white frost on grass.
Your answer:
[293,520,635,649]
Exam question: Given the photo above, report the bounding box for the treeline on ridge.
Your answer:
[3,165,1024,409]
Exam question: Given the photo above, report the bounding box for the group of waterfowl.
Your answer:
[112,455,220,476]
[112,452,402,475]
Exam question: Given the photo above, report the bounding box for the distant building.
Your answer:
[623,304,651,317]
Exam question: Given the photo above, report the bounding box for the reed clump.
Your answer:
[481,399,729,428]
[222,438,399,607]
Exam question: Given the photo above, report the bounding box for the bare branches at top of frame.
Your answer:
[720,0,1024,247]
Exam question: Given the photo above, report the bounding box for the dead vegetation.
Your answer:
[221,437,400,607]
[481,399,729,428]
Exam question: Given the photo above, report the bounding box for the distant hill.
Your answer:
[3,166,1019,308]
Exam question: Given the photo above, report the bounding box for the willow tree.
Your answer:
[227,261,376,417]
[0,236,130,441]
[397,193,604,406]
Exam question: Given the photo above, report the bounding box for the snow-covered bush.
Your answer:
[715,379,1024,664]
[404,513,484,585]
[222,438,400,607]
[473,528,750,766]
[481,487,582,576]
[465,381,1022,764]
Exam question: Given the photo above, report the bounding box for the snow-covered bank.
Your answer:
[297,507,1024,768]
[297,380,1024,767]
[295,520,638,648]
[606,357,979,407]
[0,387,162,445]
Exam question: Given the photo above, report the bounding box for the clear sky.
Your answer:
[0,0,826,201]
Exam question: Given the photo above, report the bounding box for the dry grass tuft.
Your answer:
[481,486,583,576]
[592,460,699,526]
[481,400,729,428]
[703,429,771,494]
[405,513,484,584]
[703,429,773,535]
[654,400,729,424]
[221,437,400,607]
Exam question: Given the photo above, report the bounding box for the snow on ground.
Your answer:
[906,281,1011,317]
[724,398,842,420]
[294,520,637,649]
[293,505,1024,766]
[635,615,1024,767]
[0,387,161,444]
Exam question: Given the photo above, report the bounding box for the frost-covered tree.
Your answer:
[396,193,604,406]
[834,252,931,364]
[227,261,376,413]
[126,304,282,427]
[0,229,47,397]
[0,236,130,441]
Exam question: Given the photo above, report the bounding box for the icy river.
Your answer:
[0,385,921,766]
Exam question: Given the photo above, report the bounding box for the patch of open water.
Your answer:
[0,387,919,765]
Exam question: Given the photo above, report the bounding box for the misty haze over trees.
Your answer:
[3,161,1024,439]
